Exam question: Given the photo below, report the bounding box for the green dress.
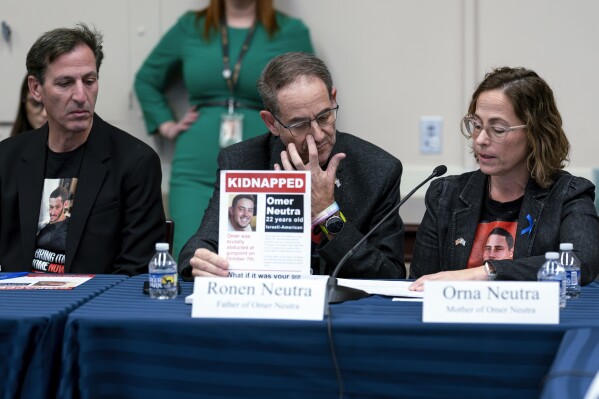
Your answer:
[135,11,313,259]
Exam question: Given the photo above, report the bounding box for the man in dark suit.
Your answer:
[0,24,165,275]
[179,52,404,279]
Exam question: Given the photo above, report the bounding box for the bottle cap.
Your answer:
[545,252,559,260]
[155,242,169,251]
[559,243,573,251]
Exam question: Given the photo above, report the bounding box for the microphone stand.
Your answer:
[325,165,447,305]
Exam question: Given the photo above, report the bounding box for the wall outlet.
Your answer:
[420,116,443,154]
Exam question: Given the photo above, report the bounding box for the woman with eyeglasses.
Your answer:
[409,67,599,290]
[10,75,47,137]
[134,0,313,259]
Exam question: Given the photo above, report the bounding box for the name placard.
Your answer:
[423,281,559,324]
[191,277,326,320]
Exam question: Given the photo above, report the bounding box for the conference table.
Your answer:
[57,276,599,399]
[0,274,127,399]
[540,327,599,399]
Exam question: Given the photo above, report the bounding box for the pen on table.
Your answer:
[0,272,29,280]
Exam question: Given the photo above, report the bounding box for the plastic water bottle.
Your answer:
[148,243,178,299]
[559,243,581,299]
[537,252,566,309]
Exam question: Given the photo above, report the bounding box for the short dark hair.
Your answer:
[487,227,514,250]
[467,67,569,188]
[50,186,69,203]
[231,194,255,208]
[26,23,104,85]
[257,52,333,116]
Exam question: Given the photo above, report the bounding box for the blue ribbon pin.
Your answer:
[520,214,534,236]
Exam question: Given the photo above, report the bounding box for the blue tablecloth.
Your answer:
[0,274,127,399]
[540,327,599,399]
[58,277,599,399]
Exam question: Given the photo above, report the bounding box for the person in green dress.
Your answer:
[135,0,313,259]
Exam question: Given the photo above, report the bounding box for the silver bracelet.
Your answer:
[311,201,339,227]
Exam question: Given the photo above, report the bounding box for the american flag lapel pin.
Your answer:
[454,238,466,246]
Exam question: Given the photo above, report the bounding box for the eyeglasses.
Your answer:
[272,105,339,137]
[462,116,526,141]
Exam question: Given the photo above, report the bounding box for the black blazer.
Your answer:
[179,131,405,279]
[411,170,599,284]
[0,114,165,275]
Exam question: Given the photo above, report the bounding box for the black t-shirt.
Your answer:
[467,190,522,268]
[31,145,85,273]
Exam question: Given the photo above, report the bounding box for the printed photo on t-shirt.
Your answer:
[467,221,517,268]
[32,178,78,273]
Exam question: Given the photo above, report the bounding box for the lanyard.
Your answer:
[220,15,257,111]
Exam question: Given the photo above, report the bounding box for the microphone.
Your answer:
[326,165,448,305]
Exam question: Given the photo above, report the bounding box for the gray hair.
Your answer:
[257,52,333,116]
[26,23,104,84]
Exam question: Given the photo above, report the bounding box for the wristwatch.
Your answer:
[484,261,497,281]
[320,211,346,235]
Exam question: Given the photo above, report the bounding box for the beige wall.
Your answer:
[1,0,597,222]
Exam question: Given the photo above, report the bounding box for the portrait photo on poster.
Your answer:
[228,193,256,232]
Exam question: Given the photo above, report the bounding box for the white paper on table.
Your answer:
[336,278,423,298]
[584,371,599,399]
[0,274,93,290]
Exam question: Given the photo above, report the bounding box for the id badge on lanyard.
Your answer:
[220,99,243,148]
[219,17,256,148]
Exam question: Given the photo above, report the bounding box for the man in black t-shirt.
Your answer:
[0,24,165,275]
